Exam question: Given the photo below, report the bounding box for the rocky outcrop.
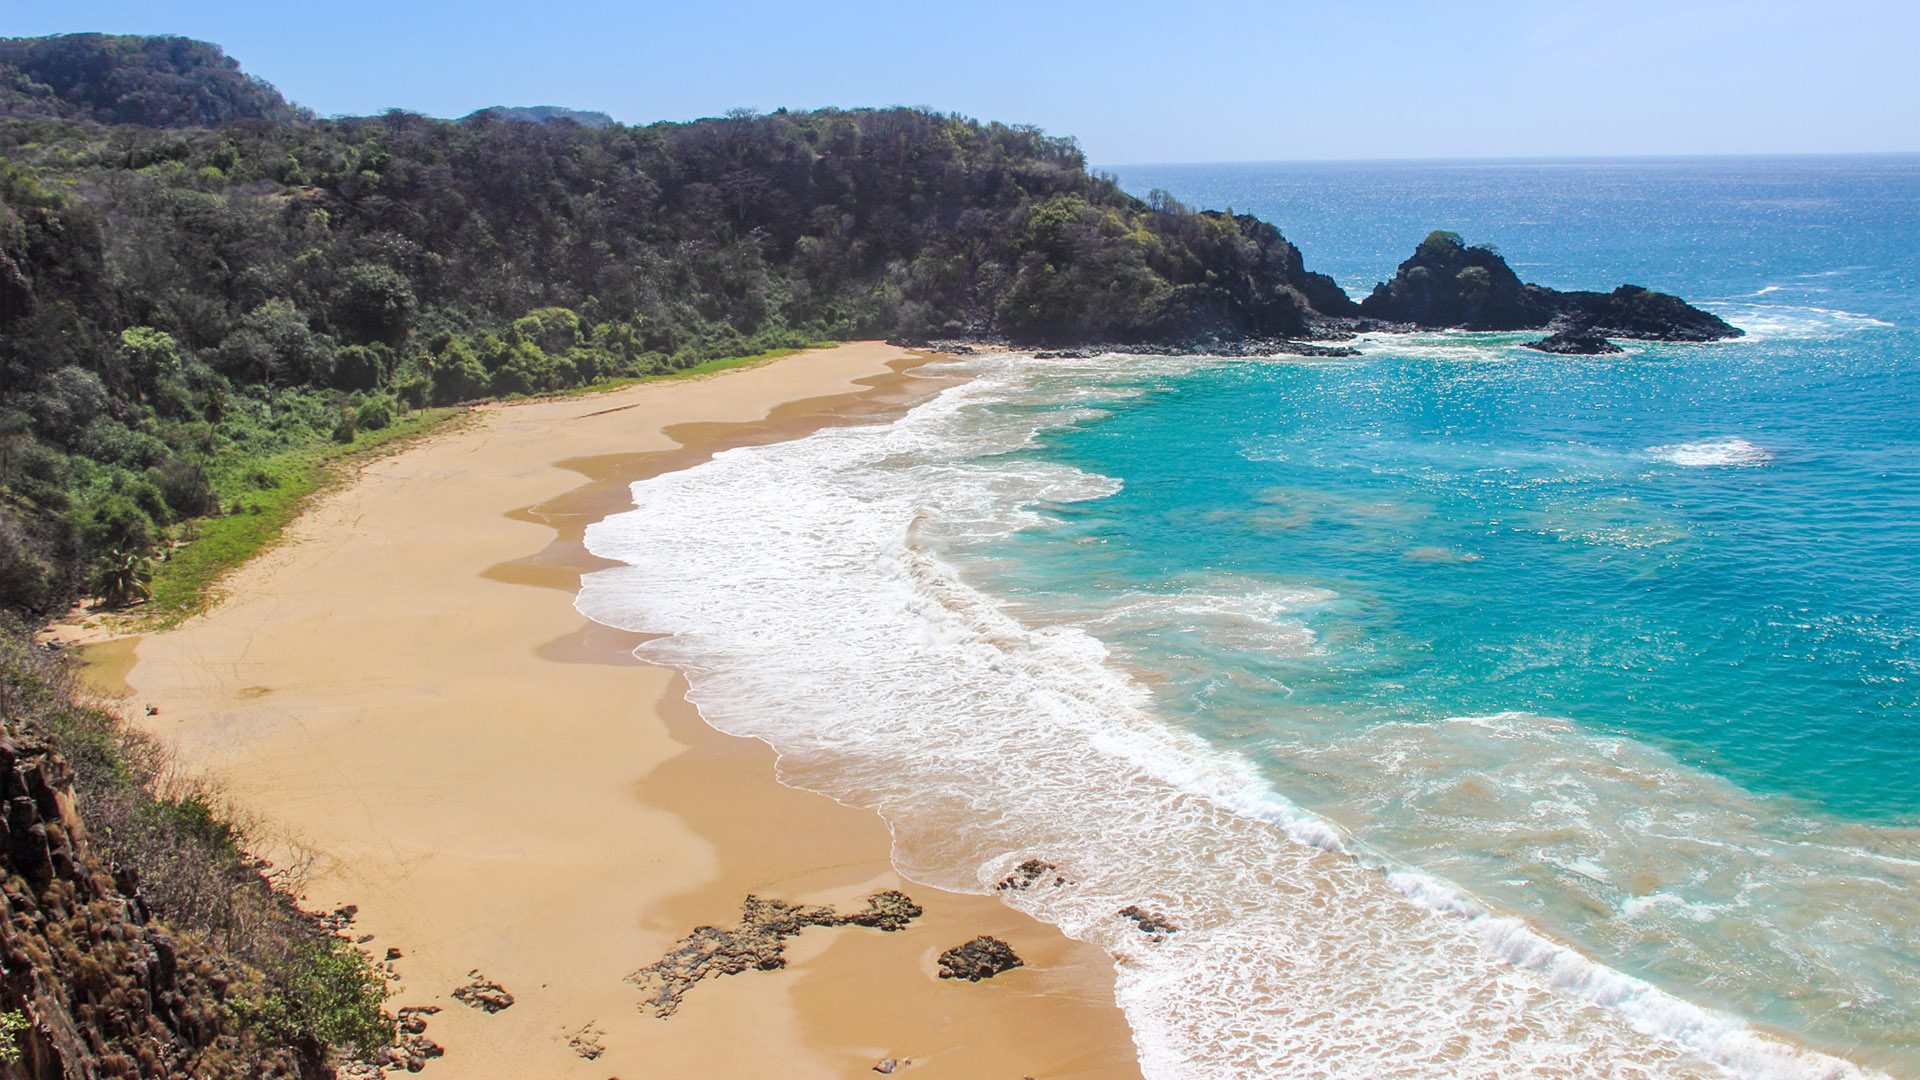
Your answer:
[629,891,923,1018]
[1355,231,1741,341]
[1117,905,1178,943]
[450,971,513,1014]
[1524,329,1623,354]
[993,859,1073,892]
[936,936,1023,981]
[1557,284,1741,342]
[0,729,324,1079]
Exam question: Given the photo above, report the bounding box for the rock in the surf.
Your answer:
[1523,329,1624,354]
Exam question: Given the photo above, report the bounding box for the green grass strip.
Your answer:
[139,408,457,629]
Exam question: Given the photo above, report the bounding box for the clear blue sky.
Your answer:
[7,0,1916,163]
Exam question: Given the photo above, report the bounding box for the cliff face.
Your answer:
[0,727,320,1080]
[1355,231,1742,341]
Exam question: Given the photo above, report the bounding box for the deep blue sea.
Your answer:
[580,157,1920,1079]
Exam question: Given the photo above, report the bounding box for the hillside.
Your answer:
[0,34,306,128]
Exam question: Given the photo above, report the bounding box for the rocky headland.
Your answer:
[1353,231,1742,342]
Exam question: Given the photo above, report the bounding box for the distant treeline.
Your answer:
[0,34,1346,620]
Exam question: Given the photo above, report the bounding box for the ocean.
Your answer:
[576,156,1920,1078]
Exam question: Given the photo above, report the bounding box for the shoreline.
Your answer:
[94,343,1142,1078]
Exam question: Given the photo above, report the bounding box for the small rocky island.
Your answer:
[1350,231,1742,347]
[1524,329,1625,355]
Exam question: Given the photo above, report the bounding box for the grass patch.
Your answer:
[550,343,831,398]
[132,340,834,628]
[139,407,456,628]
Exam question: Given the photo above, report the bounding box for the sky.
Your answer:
[6,0,1917,164]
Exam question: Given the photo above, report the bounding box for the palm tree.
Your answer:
[93,547,153,608]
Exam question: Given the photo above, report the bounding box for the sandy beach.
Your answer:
[100,343,1142,1079]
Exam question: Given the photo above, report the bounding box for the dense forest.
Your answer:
[0,33,1361,625]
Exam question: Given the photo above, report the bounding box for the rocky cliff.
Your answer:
[0,724,325,1079]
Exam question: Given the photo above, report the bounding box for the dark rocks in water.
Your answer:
[1030,338,1360,360]
[452,969,515,1013]
[1118,905,1179,942]
[1524,329,1624,354]
[1357,231,1741,341]
[1561,284,1741,342]
[630,890,924,1017]
[995,858,1074,891]
[937,935,1024,981]
[1358,231,1545,331]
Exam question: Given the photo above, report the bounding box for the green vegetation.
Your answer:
[234,938,394,1060]
[0,33,308,127]
[0,1009,25,1065]
[0,33,1351,621]
[138,404,453,627]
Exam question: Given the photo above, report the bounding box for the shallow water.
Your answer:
[579,156,1920,1078]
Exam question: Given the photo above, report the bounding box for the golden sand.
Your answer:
[101,343,1141,1078]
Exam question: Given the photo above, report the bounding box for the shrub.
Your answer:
[354,398,392,431]
[0,1010,27,1066]
[510,306,580,354]
[78,418,169,468]
[78,493,157,555]
[147,456,218,518]
[236,940,391,1059]
[30,367,109,447]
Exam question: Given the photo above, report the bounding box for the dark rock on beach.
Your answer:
[937,936,1024,981]
[1524,329,1624,354]
[630,890,925,1017]
[452,970,515,1013]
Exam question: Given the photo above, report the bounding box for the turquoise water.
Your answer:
[581,157,1920,1077]
[1095,156,1920,819]
[993,333,1920,819]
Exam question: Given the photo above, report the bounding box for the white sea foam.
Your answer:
[1715,304,1894,339]
[577,352,1886,1080]
[1646,437,1774,467]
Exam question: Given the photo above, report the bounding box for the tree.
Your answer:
[92,545,152,607]
[119,325,182,395]
[331,264,414,347]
